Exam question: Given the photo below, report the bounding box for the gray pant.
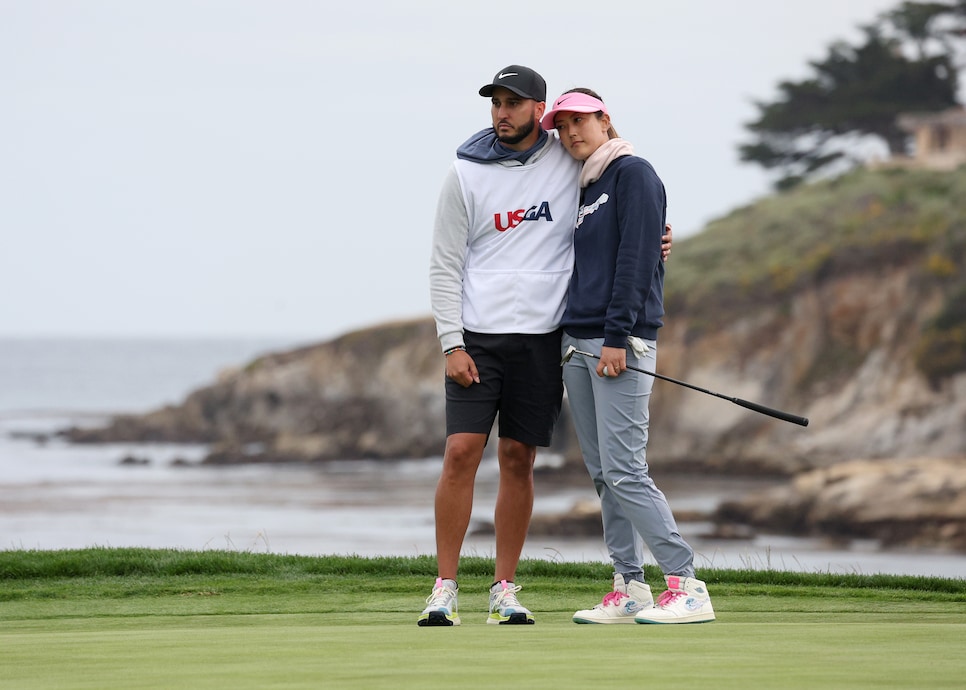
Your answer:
[561,334,695,579]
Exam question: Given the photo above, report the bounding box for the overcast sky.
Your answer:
[1,0,907,341]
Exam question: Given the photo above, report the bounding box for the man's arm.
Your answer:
[662,222,672,262]
[429,166,480,387]
[429,166,470,353]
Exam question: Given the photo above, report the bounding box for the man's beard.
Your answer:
[496,117,536,146]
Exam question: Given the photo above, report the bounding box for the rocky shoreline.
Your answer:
[714,457,966,553]
[523,459,966,554]
[56,168,966,554]
[56,312,966,554]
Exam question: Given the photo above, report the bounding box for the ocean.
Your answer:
[1,337,964,578]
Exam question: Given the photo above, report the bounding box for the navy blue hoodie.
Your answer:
[561,155,666,346]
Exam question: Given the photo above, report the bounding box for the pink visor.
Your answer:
[541,92,608,130]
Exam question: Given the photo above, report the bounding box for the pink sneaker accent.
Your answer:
[601,590,629,607]
[656,589,683,607]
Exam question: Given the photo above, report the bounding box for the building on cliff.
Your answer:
[888,106,966,171]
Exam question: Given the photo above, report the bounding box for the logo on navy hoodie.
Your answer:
[494,201,554,232]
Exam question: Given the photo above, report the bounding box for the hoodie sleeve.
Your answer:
[604,159,666,347]
[429,164,470,352]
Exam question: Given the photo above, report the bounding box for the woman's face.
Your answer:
[553,111,611,161]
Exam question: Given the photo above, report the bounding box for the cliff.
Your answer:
[68,318,448,463]
[650,166,966,473]
[68,166,966,470]
[64,167,966,550]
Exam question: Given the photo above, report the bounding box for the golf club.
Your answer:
[561,345,809,427]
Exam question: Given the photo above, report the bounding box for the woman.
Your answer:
[543,89,714,624]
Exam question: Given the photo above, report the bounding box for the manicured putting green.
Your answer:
[1,549,963,688]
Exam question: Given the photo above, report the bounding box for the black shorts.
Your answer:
[445,329,564,447]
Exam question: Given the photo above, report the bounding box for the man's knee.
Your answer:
[497,438,536,476]
[443,433,487,470]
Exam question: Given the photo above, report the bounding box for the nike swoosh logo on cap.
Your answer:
[498,72,518,79]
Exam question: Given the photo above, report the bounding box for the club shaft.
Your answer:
[569,349,809,427]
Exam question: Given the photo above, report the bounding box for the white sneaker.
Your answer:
[573,573,653,624]
[487,580,534,625]
[417,577,460,626]
[635,575,715,624]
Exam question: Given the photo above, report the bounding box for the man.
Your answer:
[421,65,671,627]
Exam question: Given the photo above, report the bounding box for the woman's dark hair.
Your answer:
[564,87,618,139]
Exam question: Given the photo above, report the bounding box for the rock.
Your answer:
[483,500,604,538]
[8,430,51,445]
[715,457,966,551]
[65,318,449,463]
[697,523,756,541]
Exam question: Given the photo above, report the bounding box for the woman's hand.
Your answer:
[661,222,672,262]
[597,345,627,378]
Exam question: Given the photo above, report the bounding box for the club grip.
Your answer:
[734,398,809,427]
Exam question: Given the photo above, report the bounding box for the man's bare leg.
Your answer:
[434,432,488,580]
[493,437,536,582]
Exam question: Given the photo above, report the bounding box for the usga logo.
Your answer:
[493,201,554,232]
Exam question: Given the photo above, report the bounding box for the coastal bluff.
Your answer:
[65,167,966,551]
[69,318,448,462]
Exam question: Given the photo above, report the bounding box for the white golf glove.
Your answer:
[628,336,650,359]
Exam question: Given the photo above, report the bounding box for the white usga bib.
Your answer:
[454,140,580,334]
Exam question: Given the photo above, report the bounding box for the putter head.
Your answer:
[560,345,577,366]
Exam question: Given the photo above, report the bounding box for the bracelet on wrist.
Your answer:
[443,345,466,356]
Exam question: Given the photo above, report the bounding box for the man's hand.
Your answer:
[662,222,673,262]
[445,350,480,387]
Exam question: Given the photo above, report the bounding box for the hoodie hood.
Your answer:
[456,127,549,164]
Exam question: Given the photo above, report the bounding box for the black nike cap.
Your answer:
[478,65,547,103]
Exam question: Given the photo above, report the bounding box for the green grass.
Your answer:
[1,549,964,689]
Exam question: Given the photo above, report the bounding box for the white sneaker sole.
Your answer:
[573,614,639,624]
[635,610,715,624]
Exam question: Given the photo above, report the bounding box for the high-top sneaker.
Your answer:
[573,573,654,624]
[635,575,715,624]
